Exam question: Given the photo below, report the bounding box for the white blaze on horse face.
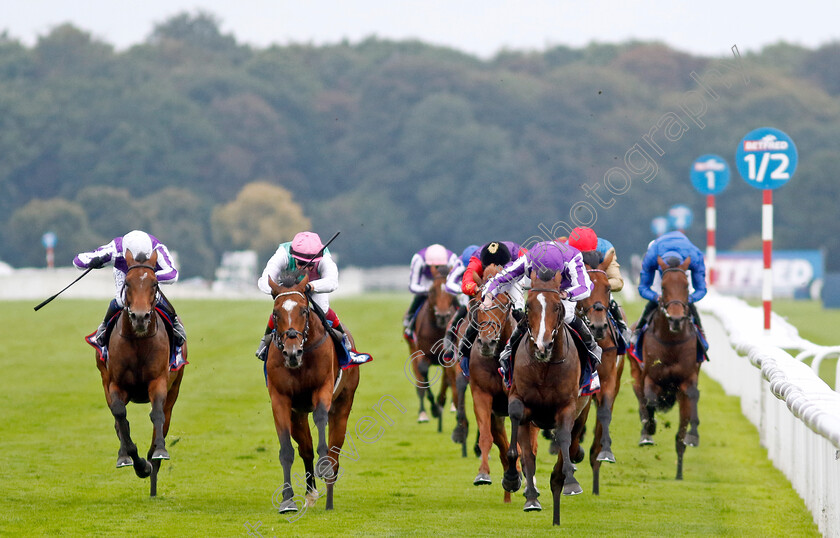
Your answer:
[536,293,547,351]
[282,299,297,327]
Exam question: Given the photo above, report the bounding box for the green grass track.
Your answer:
[0,295,819,537]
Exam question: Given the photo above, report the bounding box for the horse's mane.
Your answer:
[277,270,305,288]
[536,266,556,282]
[581,250,603,268]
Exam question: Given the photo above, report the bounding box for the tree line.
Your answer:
[2,12,838,278]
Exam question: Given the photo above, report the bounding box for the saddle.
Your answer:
[627,323,709,366]
[307,298,372,370]
[85,307,187,371]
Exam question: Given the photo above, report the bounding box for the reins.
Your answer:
[272,291,329,354]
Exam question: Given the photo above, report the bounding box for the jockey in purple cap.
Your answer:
[481,240,601,385]
[631,230,707,345]
[74,230,186,349]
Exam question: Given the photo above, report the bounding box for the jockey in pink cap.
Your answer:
[255,231,340,360]
[402,243,458,339]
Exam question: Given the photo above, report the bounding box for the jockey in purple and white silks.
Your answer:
[440,244,479,360]
[480,240,600,384]
[74,230,185,347]
[402,244,458,338]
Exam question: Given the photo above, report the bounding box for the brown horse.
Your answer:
[502,269,592,525]
[266,273,360,513]
[630,256,700,480]
[575,249,625,495]
[95,250,185,497]
[466,265,517,501]
[406,266,460,431]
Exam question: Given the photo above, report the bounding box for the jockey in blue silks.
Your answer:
[631,231,707,345]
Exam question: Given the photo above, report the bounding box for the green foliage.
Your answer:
[0,296,820,536]
[1,12,840,276]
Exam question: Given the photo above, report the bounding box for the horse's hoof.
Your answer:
[316,457,335,479]
[685,434,699,447]
[523,499,542,512]
[563,481,583,496]
[151,448,170,460]
[136,460,152,479]
[597,450,616,463]
[305,490,319,507]
[418,411,430,423]
[430,404,442,419]
[116,456,133,468]
[639,434,655,446]
[502,472,521,493]
[571,446,585,464]
[277,499,298,514]
[451,426,467,444]
[473,473,492,486]
[548,442,560,456]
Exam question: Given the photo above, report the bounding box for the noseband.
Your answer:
[272,291,311,352]
[526,288,564,354]
[578,269,609,322]
[659,267,690,321]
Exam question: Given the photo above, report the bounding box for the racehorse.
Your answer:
[266,272,360,512]
[576,250,625,494]
[95,250,185,497]
[464,265,519,502]
[502,269,592,525]
[406,266,461,432]
[629,256,701,480]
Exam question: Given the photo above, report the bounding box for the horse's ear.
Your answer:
[680,256,691,271]
[529,269,539,283]
[299,273,310,290]
[268,276,282,298]
[552,269,563,287]
[472,270,484,288]
[125,249,136,266]
[657,256,668,270]
[149,250,158,267]
[600,249,615,271]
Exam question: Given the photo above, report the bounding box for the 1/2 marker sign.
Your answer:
[736,127,797,190]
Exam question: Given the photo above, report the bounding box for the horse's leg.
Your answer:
[291,410,318,506]
[590,397,604,495]
[325,386,355,511]
[684,377,701,447]
[471,389,494,486]
[312,386,333,481]
[518,422,541,512]
[269,390,298,513]
[675,390,690,480]
[502,397,523,493]
[595,363,618,464]
[569,408,587,466]
[452,372,469,457]
[557,405,582,496]
[148,369,184,497]
[491,415,512,503]
[98,362,131,468]
[108,384,151,479]
[639,374,658,445]
[629,358,654,444]
[148,376,170,461]
[412,355,431,423]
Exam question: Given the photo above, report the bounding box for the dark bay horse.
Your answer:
[502,269,592,525]
[576,250,625,494]
[406,266,460,431]
[266,273,360,513]
[630,256,700,480]
[95,250,185,497]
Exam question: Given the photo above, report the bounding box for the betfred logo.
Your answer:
[693,159,726,172]
[743,134,788,152]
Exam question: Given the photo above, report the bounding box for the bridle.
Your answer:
[658,267,690,322]
[526,287,565,357]
[577,268,610,321]
[121,264,160,338]
[477,292,512,338]
[272,290,312,352]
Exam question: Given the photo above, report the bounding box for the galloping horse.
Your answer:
[465,265,519,502]
[575,250,625,494]
[95,250,185,497]
[406,266,460,431]
[502,269,592,525]
[630,256,701,480]
[266,272,360,512]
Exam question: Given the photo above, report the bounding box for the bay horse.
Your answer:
[630,256,700,480]
[502,269,592,525]
[576,249,625,495]
[266,272,360,513]
[406,266,461,432]
[95,250,185,497]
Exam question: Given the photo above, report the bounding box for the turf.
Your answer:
[0,295,820,537]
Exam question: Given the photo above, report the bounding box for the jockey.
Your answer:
[402,244,458,339]
[255,231,339,361]
[450,241,527,369]
[441,244,480,357]
[74,230,186,348]
[631,230,707,345]
[481,240,600,386]
[564,226,632,342]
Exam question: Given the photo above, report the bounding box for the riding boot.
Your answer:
[688,302,709,350]
[255,325,271,361]
[630,300,658,346]
[609,299,632,343]
[498,320,526,387]
[443,304,468,361]
[403,293,426,340]
[156,295,187,346]
[569,315,602,366]
[95,299,122,347]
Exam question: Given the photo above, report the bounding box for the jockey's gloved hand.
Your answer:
[88,256,105,269]
[305,283,312,293]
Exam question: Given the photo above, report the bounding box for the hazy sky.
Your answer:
[2,1,838,58]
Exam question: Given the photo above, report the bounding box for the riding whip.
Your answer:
[33,267,94,311]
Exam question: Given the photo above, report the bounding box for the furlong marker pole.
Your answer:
[706,194,716,286]
[762,189,773,332]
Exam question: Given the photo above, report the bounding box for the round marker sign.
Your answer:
[41,231,57,249]
[651,216,669,237]
[690,154,730,195]
[736,127,797,190]
[668,204,693,231]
